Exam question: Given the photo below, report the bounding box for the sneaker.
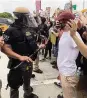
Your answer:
[50,61,56,65]
[24,93,38,98]
[40,58,46,62]
[54,82,62,88]
[30,86,33,92]
[57,95,63,98]
[31,74,35,78]
[34,69,43,74]
[29,93,38,98]
[52,65,58,69]
[46,57,51,60]
[49,57,51,60]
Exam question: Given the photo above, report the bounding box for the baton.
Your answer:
[13,48,40,69]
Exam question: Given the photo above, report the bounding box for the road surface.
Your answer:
[0,52,62,98]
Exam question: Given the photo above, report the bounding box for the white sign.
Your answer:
[64,2,72,11]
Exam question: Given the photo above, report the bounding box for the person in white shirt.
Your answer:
[57,11,84,98]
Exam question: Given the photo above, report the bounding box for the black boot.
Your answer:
[31,74,35,78]
[57,94,63,98]
[52,65,58,69]
[50,61,56,65]
[54,82,62,88]
[24,93,38,98]
[30,86,33,92]
[34,69,43,74]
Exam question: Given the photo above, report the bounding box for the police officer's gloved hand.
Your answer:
[18,56,33,63]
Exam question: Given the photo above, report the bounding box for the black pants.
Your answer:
[44,48,51,58]
[10,63,33,98]
[44,42,52,58]
[42,49,44,55]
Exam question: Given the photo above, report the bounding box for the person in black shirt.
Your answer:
[38,17,49,55]
[43,21,53,60]
[32,15,43,74]
[2,7,39,98]
[76,20,87,71]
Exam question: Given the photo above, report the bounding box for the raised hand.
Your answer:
[67,19,77,37]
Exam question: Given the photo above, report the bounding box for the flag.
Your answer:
[36,0,41,12]
[72,5,77,10]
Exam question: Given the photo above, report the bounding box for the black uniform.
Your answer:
[4,24,38,98]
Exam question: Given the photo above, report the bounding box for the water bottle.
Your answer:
[77,67,81,77]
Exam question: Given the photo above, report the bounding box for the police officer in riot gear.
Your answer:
[2,7,39,98]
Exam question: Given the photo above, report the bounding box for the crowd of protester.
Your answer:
[32,9,87,98]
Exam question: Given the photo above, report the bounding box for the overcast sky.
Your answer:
[0,0,87,14]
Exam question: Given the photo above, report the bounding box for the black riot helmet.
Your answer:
[13,7,38,28]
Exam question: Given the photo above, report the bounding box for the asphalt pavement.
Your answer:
[0,52,62,98]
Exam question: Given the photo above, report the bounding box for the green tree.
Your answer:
[3,12,13,18]
[0,12,13,19]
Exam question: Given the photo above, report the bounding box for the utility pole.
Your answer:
[70,0,72,13]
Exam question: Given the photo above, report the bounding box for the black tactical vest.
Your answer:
[5,26,38,68]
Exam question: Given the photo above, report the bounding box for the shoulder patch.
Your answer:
[26,32,31,36]
[3,34,10,41]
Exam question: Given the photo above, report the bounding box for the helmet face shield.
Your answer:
[13,12,38,28]
[26,13,38,28]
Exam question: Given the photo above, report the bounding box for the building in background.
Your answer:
[45,7,51,18]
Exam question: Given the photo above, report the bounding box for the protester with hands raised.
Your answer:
[68,19,87,58]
